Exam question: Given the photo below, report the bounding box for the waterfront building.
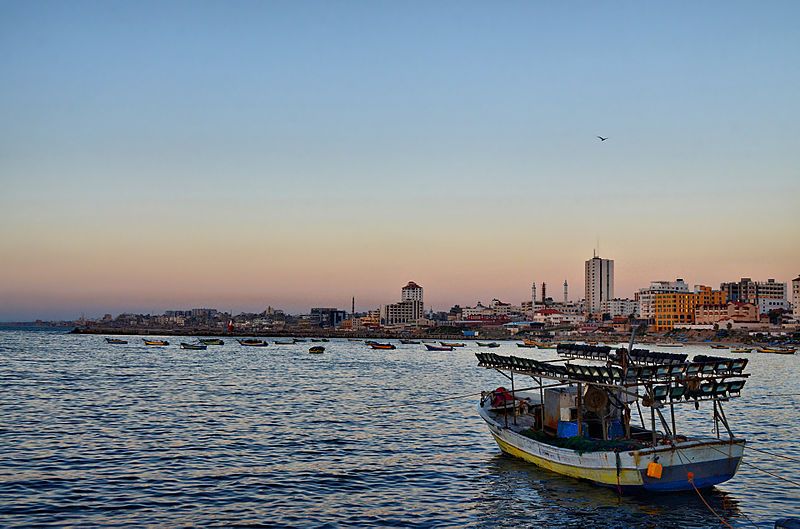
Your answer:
[382,282,424,326]
[600,298,638,318]
[636,279,690,322]
[757,298,791,315]
[720,278,787,306]
[309,307,347,328]
[695,302,758,325]
[652,285,727,331]
[585,253,614,314]
[794,276,800,320]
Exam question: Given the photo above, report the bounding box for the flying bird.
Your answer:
[597,136,608,141]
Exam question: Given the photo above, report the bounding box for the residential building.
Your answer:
[585,253,614,314]
[401,281,423,303]
[653,285,727,331]
[636,279,690,322]
[758,298,791,315]
[695,302,758,325]
[600,298,638,318]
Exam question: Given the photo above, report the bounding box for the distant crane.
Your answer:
[597,136,608,142]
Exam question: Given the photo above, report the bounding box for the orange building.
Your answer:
[653,286,727,331]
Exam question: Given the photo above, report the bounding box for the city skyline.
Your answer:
[2,2,799,320]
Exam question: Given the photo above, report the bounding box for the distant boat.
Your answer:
[425,344,453,351]
[309,346,325,354]
[311,338,329,342]
[731,348,753,354]
[237,339,268,347]
[516,343,537,348]
[105,338,128,344]
[440,342,465,347]
[370,343,396,350]
[274,340,295,345]
[400,339,421,344]
[656,343,684,348]
[143,339,169,346]
[293,338,307,343]
[537,343,558,350]
[180,342,207,350]
[199,339,224,346]
[758,347,796,354]
[477,342,501,348]
[710,344,729,350]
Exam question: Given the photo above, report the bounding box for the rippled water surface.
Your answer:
[1,329,799,527]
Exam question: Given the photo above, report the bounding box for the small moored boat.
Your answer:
[425,344,454,351]
[143,339,169,346]
[180,342,207,350]
[477,342,501,348]
[370,343,396,350]
[710,344,729,349]
[758,347,796,354]
[309,346,325,354]
[199,338,224,346]
[400,339,421,344]
[237,339,268,347]
[731,348,752,354]
[273,340,295,345]
[105,338,128,344]
[656,343,684,348]
[516,343,537,348]
[440,342,465,348]
[311,338,329,342]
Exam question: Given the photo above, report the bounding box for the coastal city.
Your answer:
[58,252,800,341]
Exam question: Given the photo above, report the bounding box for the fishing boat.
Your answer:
[180,342,207,350]
[731,348,752,354]
[757,347,796,354]
[517,343,537,348]
[400,339,421,344]
[537,343,558,350]
[710,344,729,350]
[309,346,325,354]
[199,338,224,346]
[273,340,295,345]
[440,342,466,348]
[293,338,307,343]
[370,343,396,350]
[425,344,454,351]
[477,342,501,348]
[656,343,684,348]
[476,340,749,492]
[311,338,329,342]
[237,339,268,347]
[105,338,128,344]
[143,339,169,346]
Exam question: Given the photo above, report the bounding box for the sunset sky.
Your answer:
[2,1,799,320]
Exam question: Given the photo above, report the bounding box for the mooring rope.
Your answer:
[673,448,736,529]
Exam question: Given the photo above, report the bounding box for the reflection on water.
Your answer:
[0,330,795,527]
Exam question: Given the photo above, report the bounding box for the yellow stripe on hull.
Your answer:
[492,433,644,487]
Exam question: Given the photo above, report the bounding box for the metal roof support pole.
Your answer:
[538,376,545,432]
[670,398,677,437]
[716,400,734,439]
[577,382,583,437]
[713,400,720,439]
[649,385,657,446]
[511,369,517,426]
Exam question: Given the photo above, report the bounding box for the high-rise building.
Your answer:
[401,281,423,303]
[382,281,424,326]
[585,253,614,314]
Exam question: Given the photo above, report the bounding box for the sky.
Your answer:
[1,1,799,320]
